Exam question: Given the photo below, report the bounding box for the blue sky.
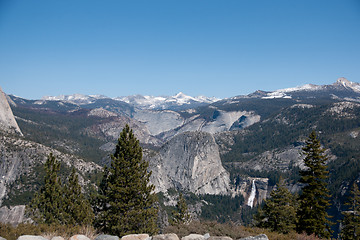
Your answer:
[1,0,359,99]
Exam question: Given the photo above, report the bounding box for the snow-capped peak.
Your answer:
[42,94,108,104]
[260,78,360,99]
[333,77,360,91]
[261,84,320,99]
[117,92,220,110]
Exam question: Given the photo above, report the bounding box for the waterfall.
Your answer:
[247,179,256,208]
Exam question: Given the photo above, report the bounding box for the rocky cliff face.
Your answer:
[148,131,231,195]
[0,87,22,136]
[134,109,260,142]
[0,133,101,207]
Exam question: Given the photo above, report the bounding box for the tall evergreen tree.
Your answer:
[95,124,158,236]
[63,167,94,226]
[27,153,66,224]
[171,192,191,225]
[297,131,332,238]
[255,177,297,233]
[340,182,360,240]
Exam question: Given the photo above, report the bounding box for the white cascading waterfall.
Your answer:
[247,179,256,208]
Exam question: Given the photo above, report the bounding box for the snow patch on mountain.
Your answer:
[43,92,220,110]
[261,78,360,99]
[42,94,108,105]
[117,92,220,110]
[261,84,321,99]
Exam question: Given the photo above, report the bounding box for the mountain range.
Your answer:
[42,92,220,110]
[1,77,360,230]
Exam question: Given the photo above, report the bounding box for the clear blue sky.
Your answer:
[1,0,359,99]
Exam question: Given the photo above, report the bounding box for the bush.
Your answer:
[164,221,321,240]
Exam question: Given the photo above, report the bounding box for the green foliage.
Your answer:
[172,193,191,224]
[95,124,158,236]
[340,182,360,240]
[164,220,321,240]
[297,131,332,239]
[27,154,94,227]
[255,177,297,233]
[27,153,67,225]
[13,106,107,163]
[63,167,95,226]
[200,194,244,223]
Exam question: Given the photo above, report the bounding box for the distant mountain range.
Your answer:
[41,77,360,108]
[42,92,220,110]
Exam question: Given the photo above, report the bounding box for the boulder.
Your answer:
[152,234,179,240]
[69,235,90,240]
[238,234,268,240]
[181,234,205,240]
[121,234,150,240]
[208,237,232,240]
[17,236,48,240]
[0,237,7,240]
[0,205,26,225]
[95,235,120,240]
[50,237,65,240]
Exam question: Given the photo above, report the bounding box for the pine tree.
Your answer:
[340,182,360,240]
[27,153,66,225]
[171,192,191,225]
[255,177,297,233]
[95,124,158,236]
[63,167,94,226]
[297,131,332,238]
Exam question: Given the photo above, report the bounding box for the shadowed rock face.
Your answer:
[0,87,22,136]
[149,131,231,195]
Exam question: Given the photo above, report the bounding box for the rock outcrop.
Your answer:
[149,131,231,195]
[3,233,269,240]
[0,87,22,136]
[0,205,26,225]
[238,235,268,240]
[0,134,101,206]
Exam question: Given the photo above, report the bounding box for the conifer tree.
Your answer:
[340,182,360,240]
[171,192,191,225]
[297,131,332,238]
[255,177,297,233]
[27,153,66,224]
[63,167,94,226]
[95,124,158,236]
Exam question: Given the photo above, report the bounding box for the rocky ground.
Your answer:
[5,233,269,240]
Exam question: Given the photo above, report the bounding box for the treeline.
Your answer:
[254,131,360,239]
